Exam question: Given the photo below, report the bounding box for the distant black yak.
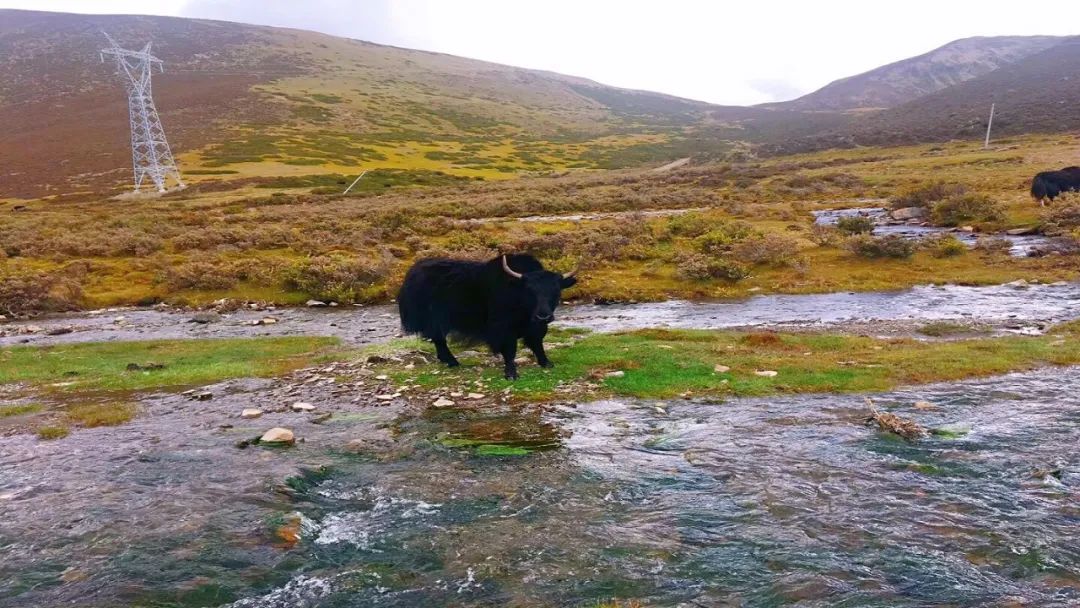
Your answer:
[398,254,577,379]
[1030,166,1080,205]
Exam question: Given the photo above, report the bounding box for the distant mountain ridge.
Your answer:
[772,36,1066,111]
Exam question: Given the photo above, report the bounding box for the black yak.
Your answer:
[398,254,577,379]
[1031,166,1080,205]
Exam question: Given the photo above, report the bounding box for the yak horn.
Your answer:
[562,267,578,279]
[501,255,523,279]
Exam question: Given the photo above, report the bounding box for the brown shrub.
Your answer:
[891,182,968,209]
[285,252,394,303]
[730,233,801,267]
[0,263,84,316]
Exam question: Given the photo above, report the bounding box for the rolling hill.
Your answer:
[0,9,722,198]
[1,9,1078,200]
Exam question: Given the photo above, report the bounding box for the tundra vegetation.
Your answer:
[2,134,1079,315]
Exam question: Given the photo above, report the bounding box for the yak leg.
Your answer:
[524,328,552,368]
[499,338,519,380]
[432,336,459,367]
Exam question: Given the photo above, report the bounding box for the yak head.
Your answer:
[501,255,577,323]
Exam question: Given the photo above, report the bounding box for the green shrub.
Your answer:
[665,213,712,238]
[676,253,751,281]
[931,194,1003,227]
[927,235,968,258]
[835,215,875,235]
[692,221,758,254]
[846,234,915,259]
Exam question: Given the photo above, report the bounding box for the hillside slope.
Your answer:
[0,9,721,198]
[774,36,1064,111]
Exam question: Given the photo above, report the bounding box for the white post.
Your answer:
[343,170,368,194]
[984,103,995,149]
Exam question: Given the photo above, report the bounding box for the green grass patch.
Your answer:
[0,403,43,417]
[918,321,988,337]
[387,323,1080,401]
[36,425,70,440]
[65,401,137,427]
[0,336,340,392]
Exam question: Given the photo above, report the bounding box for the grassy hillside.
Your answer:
[0,9,727,199]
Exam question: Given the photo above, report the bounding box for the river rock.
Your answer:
[241,408,263,419]
[467,392,485,400]
[433,397,455,407]
[605,371,625,378]
[1005,280,1029,289]
[714,364,731,373]
[890,207,927,221]
[46,326,74,336]
[1006,227,1038,236]
[191,391,213,401]
[260,427,295,445]
[306,300,327,307]
[291,402,316,412]
[24,325,43,333]
[754,370,778,377]
[190,312,221,324]
[958,225,975,233]
[913,401,937,410]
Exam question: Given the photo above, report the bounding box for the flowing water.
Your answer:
[4,280,1080,348]
[812,208,1051,257]
[2,368,1078,606]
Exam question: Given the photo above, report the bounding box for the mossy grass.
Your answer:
[0,336,341,392]
[382,322,1080,401]
[0,403,43,417]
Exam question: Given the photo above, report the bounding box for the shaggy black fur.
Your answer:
[398,254,577,379]
[1031,166,1080,205]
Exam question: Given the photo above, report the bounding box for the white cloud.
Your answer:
[2,0,1077,105]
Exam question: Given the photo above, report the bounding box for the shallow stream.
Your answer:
[2,368,1078,606]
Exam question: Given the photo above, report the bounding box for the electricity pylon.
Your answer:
[100,32,183,193]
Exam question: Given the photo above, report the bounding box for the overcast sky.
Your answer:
[2,0,1077,105]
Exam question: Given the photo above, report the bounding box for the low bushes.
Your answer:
[0,263,84,316]
[925,235,968,258]
[676,253,751,281]
[930,193,1003,227]
[835,215,875,235]
[891,182,968,209]
[284,252,394,303]
[846,234,915,259]
[730,233,801,267]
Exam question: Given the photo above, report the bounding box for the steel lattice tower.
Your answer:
[100,33,183,193]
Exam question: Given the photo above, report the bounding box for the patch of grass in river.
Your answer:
[0,336,341,392]
[386,321,1080,401]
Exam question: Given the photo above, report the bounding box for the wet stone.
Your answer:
[259,427,295,446]
[190,312,221,324]
[291,402,316,412]
[240,409,263,419]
